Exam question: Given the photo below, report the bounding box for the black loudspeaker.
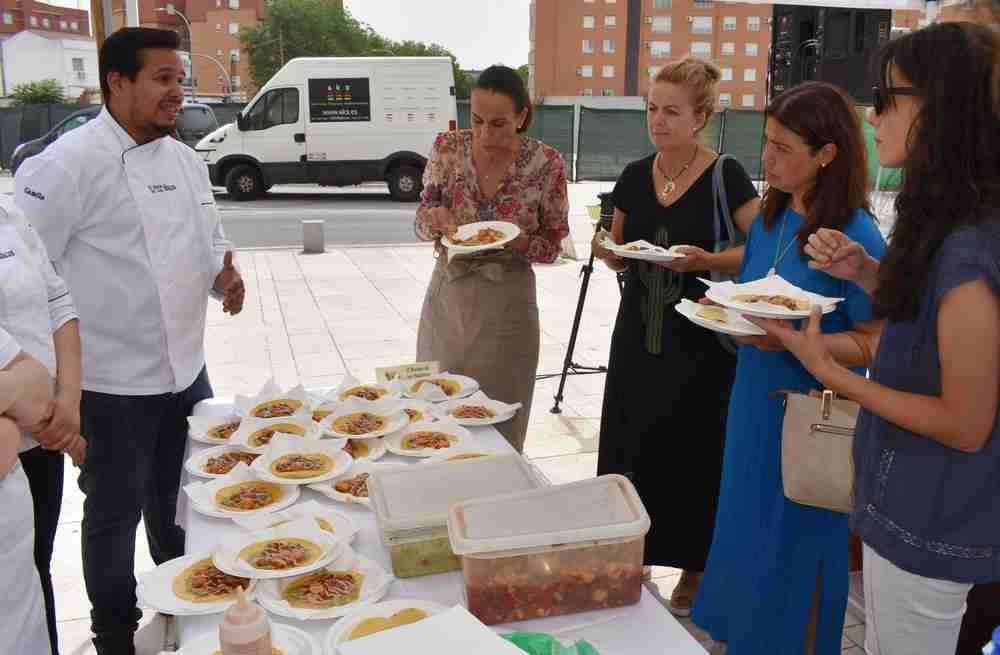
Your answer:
[769,5,891,104]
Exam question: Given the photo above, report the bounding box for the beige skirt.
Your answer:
[416,252,540,453]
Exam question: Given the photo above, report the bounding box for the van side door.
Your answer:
[240,85,305,183]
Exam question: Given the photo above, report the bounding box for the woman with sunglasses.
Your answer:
[754,23,1000,654]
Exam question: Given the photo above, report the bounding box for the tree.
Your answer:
[10,79,66,105]
[517,64,530,90]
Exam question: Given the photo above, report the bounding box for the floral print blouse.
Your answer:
[415,129,570,264]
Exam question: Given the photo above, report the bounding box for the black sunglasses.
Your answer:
[872,86,920,115]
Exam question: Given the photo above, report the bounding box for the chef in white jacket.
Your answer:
[14,27,244,655]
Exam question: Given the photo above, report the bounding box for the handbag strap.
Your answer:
[713,154,739,248]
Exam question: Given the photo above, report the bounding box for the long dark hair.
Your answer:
[873,22,1000,322]
[760,82,871,253]
[474,65,533,133]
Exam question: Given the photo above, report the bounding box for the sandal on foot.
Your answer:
[668,586,694,617]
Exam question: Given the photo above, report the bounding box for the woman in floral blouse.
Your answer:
[415,65,570,452]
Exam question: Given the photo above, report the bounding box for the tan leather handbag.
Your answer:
[780,390,859,514]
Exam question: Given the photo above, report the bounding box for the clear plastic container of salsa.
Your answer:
[447,475,650,625]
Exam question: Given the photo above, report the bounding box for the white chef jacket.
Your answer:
[0,196,78,452]
[14,107,233,395]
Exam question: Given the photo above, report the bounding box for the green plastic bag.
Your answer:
[502,631,602,655]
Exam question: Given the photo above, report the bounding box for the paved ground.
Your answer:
[0,171,881,653]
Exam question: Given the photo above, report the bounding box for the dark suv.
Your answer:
[10,102,219,174]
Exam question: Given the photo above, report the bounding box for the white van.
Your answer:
[197,56,457,201]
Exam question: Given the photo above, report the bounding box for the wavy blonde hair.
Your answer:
[650,57,721,133]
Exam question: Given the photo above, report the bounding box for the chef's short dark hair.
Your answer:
[474,65,533,133]
[100,28,181,99]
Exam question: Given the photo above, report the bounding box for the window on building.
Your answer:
[747,16,761,31]
[583,15,595,29]
[72,57,84,72]
[42,17,51,28]
[59,20,68,30]
[602,65,615,78]
[649,40,671,57]
[602,88,614,96]
[229,0,239,7]
[605,15,616,27]
[693,0,713,8]
[230,48,240,62]
[721,67,733,81]
[719,93,732,106]
[690,41,711,57]
[653,0,671,8]
[605,0,617,3]
[29,15,38,26]
[2,12,12,25]
[692,16,713,34]
[582,39,594,54]
[603,39,615,53]
[216,0,221,6]
[245,87,298,130]
[228,22,238,34]
[651,15,671,33]
[742,94,755,107]
[217,48,224,56]
[721,41,735,55]
[580,65,593,78]
[744,68,757,82]
[231,74,241,89]
[584,0,594,3]
[745,42,759,56]
[70,20,79,30]
[216,23,222,30]
[647,66,659,78]
[723,16,736,31]
[581,88,594,96]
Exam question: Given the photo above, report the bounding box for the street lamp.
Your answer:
[156,4,193,98]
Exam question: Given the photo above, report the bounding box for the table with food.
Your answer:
[149,341,710,652]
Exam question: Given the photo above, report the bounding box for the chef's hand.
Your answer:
[657,246,713,272]
[428,207,458,238]
[214,251,245,315]
[29,389,81,453]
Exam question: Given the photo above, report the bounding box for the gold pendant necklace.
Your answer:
[657,147,699,200]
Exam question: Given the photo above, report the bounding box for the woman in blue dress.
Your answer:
[692,82,886,654]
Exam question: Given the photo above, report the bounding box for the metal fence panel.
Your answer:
[576,107,654,182]
[0,108,23,169]
[524,105,574,174]
[457,101,470,130]
[718,109,765,180]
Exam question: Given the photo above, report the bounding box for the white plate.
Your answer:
[307,461,406,508]
[441,220,520,253]
[185,445,263,480]
[325,599,450,651]
[701,276,841,320]
[188,480,301,519]
[212,521,345,580]
[250,443,354,486]
[403,373,480,402]
[187,414,244,446]
[256,552,393,621]
[229,414,322,453]
[320,398,410,440]
[343,438,386,463]
[176,623,317,655]
[233,500,360,545]
[674,299,767,337]
[135,553,258,617]
[601,238,687,263]
[436,392,520,427]
[384,419,473,458]
[235,383,313,419]
[398,399,437,425]
[420,448,502,464]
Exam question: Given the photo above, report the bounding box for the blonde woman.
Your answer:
[591,58,759,616]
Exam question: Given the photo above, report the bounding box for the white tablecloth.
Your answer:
[177,396,707,654]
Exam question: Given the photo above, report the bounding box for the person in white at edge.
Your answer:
[14,27,245,655]
[0,340,60,655]
[0,195,84,655]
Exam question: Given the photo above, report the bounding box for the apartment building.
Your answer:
[531,0,773,109]
[0,0,90,39]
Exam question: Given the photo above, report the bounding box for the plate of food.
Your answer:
[187,414,244,446]
[319,398,409,440]
[183,464,300,519]
[235,381,313,419]
[233,500,359,545]
[436,392,520,426]
[328,376,405,403]
[185,446,262,479]
[249,434,353,485]
[442,220,520,254]
[310,402,339,425]
[307,461,406,508]
[403,373,480,402]
[256,550,393,621]
[229,414,321,452]
[213,518,344,579]
[701,276,842,319]
[399,399,436,425]
[175,623,317,655]
[674,299,767,337]
[600,237,687,263]
[384,418,472,458]
[343,438,386,463]
[136,553,255,616]
[325,599,449,651]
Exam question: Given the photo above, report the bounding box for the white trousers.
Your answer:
[0,462,52,655]
[863,543,973,655]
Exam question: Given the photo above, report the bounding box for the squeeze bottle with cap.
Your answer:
[219,589,272,655]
